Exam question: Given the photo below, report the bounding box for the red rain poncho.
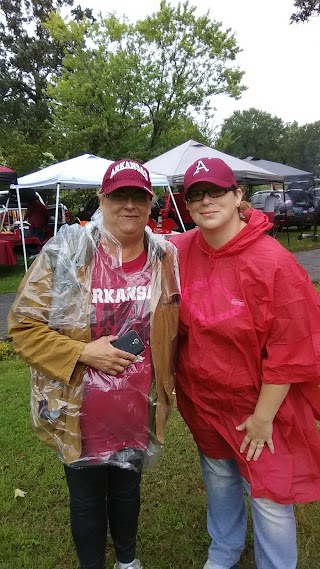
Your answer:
[171,209,320,504]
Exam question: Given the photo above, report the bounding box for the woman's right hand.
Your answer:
[78,335,136,376]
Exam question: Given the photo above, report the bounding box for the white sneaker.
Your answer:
[114,560,142,569]
[204,561,238,569]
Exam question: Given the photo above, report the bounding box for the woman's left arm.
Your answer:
[236,383,290,461]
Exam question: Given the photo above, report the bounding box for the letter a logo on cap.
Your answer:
[193,160,209,177]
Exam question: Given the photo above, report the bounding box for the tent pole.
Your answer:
[167,185,186,232]
[54,183,60,236]
[283,183,290,246]
[15,186,28,272]
[0,196,10,232]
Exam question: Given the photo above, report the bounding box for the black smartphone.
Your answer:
[111,330,145,356]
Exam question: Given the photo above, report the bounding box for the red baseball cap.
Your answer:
[102,159,153,197]
[183,157,238,197]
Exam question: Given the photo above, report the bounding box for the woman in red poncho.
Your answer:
[170,157,320,569]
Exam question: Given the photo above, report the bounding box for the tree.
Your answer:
[216,108,286,162]
[0,1,76,138]
[282,121,320,174]
[131,0,245,153]
[45,12,148,160]
[290,1,320,23]
[0,0,94,172]
[45,0,245,161]
[152,114,214,157]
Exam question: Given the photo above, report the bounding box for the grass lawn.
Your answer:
[276,229,320,252]
[1,354,320,568]
[0,254,26,294]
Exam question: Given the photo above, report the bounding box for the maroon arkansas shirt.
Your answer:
[80,245,152,461]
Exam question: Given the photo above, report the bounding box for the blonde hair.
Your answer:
[239,199,252,220]
[97,188,104,198]
[239,199,252,212]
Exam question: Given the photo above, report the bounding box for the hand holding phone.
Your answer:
[111,330,145,356]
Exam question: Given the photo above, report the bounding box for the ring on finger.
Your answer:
[257,443,264,449]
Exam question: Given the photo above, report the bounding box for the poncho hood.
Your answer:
[196,208,272,258]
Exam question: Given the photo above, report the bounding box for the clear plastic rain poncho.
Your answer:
[8,218,180,470]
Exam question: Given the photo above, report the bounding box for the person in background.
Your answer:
[8,159,180,569]
[25,194,49,242]
[170,157,320,569]
[263,189,280,215]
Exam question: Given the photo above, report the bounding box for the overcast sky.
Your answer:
[77,0,320,129]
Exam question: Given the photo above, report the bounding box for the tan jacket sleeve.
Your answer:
[8,253,87,386]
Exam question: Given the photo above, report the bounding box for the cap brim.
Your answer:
[103,179,154,197]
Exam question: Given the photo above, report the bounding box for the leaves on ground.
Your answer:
[14,488,27,499]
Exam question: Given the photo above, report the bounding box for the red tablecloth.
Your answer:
[0,240,17,265]
[0,234,42,247]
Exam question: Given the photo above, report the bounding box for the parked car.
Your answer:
[285,189,316,229]
[312,188,320,199]
[251,189,317,229]
[287,181,313,192]
[251,190,285,212]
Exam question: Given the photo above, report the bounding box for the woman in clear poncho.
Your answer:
[8,159,180,569]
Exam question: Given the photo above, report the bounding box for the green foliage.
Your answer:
[291,0,320,23]
[145,114,214,160]
[131,0,246,153]
[45,12,147,160]
[1,0,245,169]
[59,188,97,215]
[216,108,286,161]
[0,128,55,175]
[282,121,320,175]
[0,150,8,166]
[0,0,73,137]
[0,0,93,173]
[44,1,245,162]
[0,340,15,360]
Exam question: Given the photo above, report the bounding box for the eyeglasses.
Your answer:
[185,187,235,202]
[106,190,150,204]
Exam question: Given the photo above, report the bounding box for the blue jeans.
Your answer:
[200,453,297,569]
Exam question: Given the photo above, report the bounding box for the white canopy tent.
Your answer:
[11,154,171,271]
[16,154,169,190]
[144,139,284,185]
